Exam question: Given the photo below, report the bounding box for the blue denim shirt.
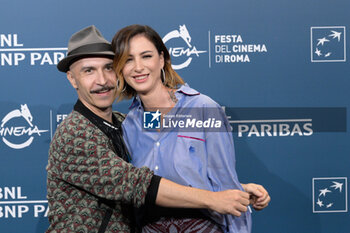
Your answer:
[122,84,252,233]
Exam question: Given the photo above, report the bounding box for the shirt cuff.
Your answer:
[145,175,161,205]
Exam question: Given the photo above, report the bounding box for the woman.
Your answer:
[111,24,270,233]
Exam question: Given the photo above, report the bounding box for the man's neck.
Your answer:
[79,100,113,123]
[95,108,113,123]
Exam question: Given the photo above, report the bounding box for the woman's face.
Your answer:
[122,34,164,95]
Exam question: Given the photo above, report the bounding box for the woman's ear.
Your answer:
[160,51,165,68]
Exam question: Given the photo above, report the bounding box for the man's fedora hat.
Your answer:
[57,25,114,72]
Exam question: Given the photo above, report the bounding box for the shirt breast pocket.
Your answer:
[174,134,208,187]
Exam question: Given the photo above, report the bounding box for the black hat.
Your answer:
[57,25,114,72]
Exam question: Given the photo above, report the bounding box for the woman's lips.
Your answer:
[133,74,149,83]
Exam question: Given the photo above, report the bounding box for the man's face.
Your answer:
[67,57,117,117]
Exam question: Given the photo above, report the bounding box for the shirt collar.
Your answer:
[128,83,200,110]
[74,99,130,162]
[73,99,121,133]
[176,83,200,96]
[129,95,142,110]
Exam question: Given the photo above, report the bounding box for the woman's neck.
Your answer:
[139,85,177,112]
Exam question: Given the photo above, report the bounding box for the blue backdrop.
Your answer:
[0,0,349,232]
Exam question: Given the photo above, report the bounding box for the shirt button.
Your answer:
[155,166,159,170]
[156,142,160,146]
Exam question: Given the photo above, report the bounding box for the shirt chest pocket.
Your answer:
[174,135,208,178]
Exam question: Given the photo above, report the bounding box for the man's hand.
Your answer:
[208,189,250,216]
[241,183,270,210]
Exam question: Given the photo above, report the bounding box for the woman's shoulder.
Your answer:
[178,84,220,108]
[186,90,221,108]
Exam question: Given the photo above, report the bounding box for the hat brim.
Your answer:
[57,51,115,73]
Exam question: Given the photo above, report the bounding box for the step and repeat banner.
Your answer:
[0,0,349,232]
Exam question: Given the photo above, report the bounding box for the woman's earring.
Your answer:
[117,79,126,92]
[161,68,166,84]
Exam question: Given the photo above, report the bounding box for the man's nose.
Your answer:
[96,69,108,85]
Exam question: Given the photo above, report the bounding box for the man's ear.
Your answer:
[67,71,78,89]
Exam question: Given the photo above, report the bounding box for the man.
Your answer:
[46,25,270,233]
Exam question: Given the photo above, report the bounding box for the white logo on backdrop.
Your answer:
[311,26,346,62]
[163,25,207,70]
[312,177,348,213]
[0,104,48,149]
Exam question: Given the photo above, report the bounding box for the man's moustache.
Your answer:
[90,86,115,94]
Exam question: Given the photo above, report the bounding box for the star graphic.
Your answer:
[317,37,330,46]
[316,198,324,207]
[330,181,343,192]
[315,48,322,56]
[329,30,342,41]
[324,52,331,57]
[151,110,161,122]
[319,188,332,197]
[326,203,333,208]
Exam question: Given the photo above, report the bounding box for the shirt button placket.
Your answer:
[154,141,160,171]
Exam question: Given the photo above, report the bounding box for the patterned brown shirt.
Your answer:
[46,107,155,232]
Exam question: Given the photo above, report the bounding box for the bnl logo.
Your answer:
[143,110,161,129]
[311,26,346,62]
[312,177,348,213]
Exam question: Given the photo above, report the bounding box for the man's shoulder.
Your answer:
[50,110,106,148]
[55,110,99,136]
[57,110,84,128]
